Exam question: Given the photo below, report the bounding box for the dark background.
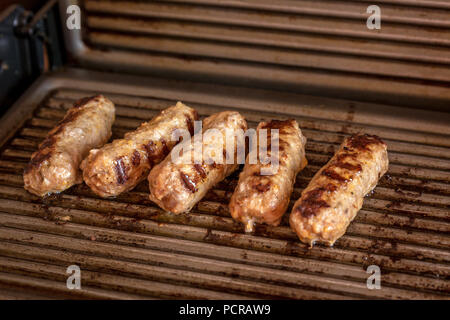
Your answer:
[1,0,46,12]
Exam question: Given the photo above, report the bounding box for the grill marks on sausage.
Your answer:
[193,164,207,179]
[334,161,362,171]
[180,171,197,193]
[186,113,196,135]
[161,139,170,156]
[131,150,141,166]
[185,159,222,193]
[296,184,338,218]
[115,157,128,184]
[347,134,385,151]
[143,141,157,166]
[296,134,385,218]
[73,95,100,108]
[258,120,294,165]
[143,139,172,167]
[321,168,347,182]
[260,119,294,133]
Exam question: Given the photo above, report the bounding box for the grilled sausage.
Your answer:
[80,102,198,197]
[149,111,247,214]
[290,134,388,246]
[24,95,115,197]
[229,119,307,232]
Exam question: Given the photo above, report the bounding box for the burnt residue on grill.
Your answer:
[3,81,450,299]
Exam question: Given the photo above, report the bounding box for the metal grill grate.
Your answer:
[63,0,450,111]
[0,69,448,299]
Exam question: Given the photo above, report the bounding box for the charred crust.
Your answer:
[39,136,56,149]
[193,164,207,179]
[73,95,101,108]
[143,139,173,167]
[24,151,52,174]
[161,139,169,156]
[253,182,271,193]
[335,152,357,162]
[208,161,218,169]
[131,150,141,166]
[321,168,348,182]
[260,119,295,134]
[296,184,337,218]
[347,134,385,151]
[50,102,88,138]
[115,157,128,184]
[333,161,362,172]
[180,171,197,193]
[143,141,157,166]
[186,114,195,135]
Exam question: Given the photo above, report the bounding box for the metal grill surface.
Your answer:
[61,0,450,111]
[0,69,448,299]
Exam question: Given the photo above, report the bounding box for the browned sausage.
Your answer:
[80,102,198,197]
[290,134,388,246]
[229,119,307,232]
[24,95,115,196]
[148,111,247,214]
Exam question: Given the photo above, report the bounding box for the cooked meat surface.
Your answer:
[24,95,115,197]
[81,102,198,197]
[290,134,388,246]
[148,111,247,214]
[229,119,307,232]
